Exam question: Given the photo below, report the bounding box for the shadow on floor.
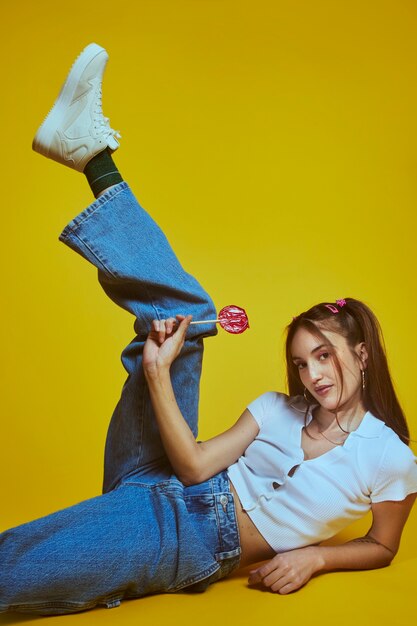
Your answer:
[0,616,42,625]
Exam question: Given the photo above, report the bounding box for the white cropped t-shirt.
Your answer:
[227,392,417,553]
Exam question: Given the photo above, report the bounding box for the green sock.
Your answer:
[83,149,123,197]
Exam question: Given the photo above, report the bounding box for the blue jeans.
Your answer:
[0,182,241,615]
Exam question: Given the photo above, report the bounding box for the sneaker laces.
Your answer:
[93,87,121,148]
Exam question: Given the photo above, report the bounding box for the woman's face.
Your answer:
[290,326,367,413]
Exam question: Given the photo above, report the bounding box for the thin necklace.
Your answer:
[318,426,349,446]
[306,406,356,445]
[305,421,350,446]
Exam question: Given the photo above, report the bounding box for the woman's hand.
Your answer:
[248,546,324,594]
[143,315,192,377]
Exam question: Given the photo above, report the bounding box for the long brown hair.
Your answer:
[285,298,410,445]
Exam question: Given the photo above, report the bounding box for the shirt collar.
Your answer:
[290,395,385,439]
[350,411,386,438]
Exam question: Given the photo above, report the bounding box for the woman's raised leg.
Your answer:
[32,41,218,492]
[59,181,217,492]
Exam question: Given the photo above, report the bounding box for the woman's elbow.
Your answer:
[177,464,207,487]
[178,473,204,487]
[370,535,399,567]
[375,543,397,568]
[384,549,397,567]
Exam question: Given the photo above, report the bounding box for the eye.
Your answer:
[295,362,306,370]
[319,352,330,361]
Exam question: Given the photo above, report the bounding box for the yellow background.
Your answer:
[1,0,416,624]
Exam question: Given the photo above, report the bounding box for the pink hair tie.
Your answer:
[325,299,347,314]
[325,304,339,314]
[293,298,347,320]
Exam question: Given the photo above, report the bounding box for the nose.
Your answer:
[306,362,323,383]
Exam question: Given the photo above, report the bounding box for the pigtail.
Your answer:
[343,299,410,445]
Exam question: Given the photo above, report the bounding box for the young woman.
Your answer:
[1,43,416,615]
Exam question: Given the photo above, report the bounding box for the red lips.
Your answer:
[315,385,332,391]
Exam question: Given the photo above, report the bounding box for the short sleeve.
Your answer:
[371,436,417,503]
[247,392,286,428]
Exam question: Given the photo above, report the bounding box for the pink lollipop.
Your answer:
[190,305,249,334]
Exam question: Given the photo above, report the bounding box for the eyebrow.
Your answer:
[291,344,329,361]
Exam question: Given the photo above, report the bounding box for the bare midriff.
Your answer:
[229,480,275,568]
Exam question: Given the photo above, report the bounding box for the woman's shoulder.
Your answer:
[356,412,413,462]
[246,391,308,428]
[357,412,417,502]
[378,422,416,468]
[362,412,413,453]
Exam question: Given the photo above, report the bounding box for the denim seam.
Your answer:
[135,376,147,468]
[101,593,122,608]
[2,600,98,611]
[213,494,225,553]
[118,481,179,491]
[59,183,128,237]
[63,230,118,279]
[231,496,242,563]
[169,563,221,591]
[149,293,185,325]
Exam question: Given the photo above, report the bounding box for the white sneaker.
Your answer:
[32,43,121,172]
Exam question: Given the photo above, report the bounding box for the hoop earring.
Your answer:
[361,369,366,390]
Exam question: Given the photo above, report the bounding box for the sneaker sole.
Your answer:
[32,43,108,158]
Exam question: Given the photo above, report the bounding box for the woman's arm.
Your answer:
[248,492,417,594]
[143,315,259,485]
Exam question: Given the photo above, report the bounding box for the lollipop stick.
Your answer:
[189,319,219,325]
